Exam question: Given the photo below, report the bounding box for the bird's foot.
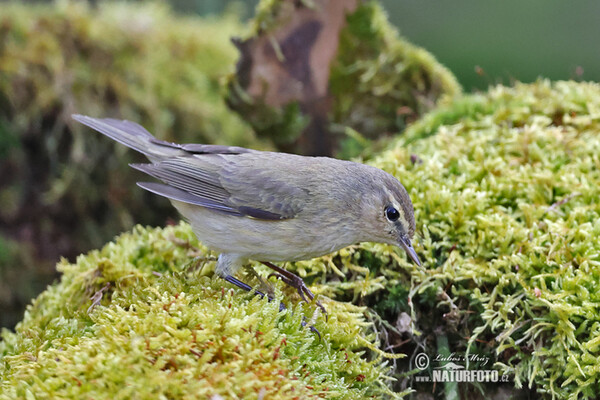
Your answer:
[261,261,328,321]
[301,317,321,341]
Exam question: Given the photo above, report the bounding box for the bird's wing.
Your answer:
[219,153,309,219]
[73,115,299,218]
[133,152,308,220]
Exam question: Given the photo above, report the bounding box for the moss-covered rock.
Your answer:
[0,1,265,329]
[0,223,396,399]
[303,79,599,398]
[3,80,599,399]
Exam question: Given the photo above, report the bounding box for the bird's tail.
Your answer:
[72,114,184,161]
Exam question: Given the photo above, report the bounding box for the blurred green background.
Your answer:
[11,0,599,89]
[171,0,600,90]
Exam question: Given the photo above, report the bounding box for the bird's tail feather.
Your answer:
[72,114,183,160]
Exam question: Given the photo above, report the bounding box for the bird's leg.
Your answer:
[222,274,321,339]
[261,261,328,320]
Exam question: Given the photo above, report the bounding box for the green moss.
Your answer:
[0,223,395,399]
[0,1,258,147]
[226,85,309,146]
[297,80,600,398]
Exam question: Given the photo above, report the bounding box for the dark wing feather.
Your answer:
[159,158,224,188]
[134,152,312,220]
[131,162,229,205]
[179,143,258,155]
[149,139,258,156]
[132,153,305,220]
[137,182,242,215]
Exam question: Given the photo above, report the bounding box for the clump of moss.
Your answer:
[0,1,266,329]
[283,80,599,398]
[0,223,396,399]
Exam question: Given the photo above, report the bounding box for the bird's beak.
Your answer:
[398,235,421,266]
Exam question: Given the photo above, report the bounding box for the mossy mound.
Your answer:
[3,80,599,399]
[299,79,599,398]
[0,1,263,329]
[0,223,395,399]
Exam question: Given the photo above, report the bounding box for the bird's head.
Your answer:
[357,168,421,266]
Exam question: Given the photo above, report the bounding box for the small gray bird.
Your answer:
[73,115,421,312]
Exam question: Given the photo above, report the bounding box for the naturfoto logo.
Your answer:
[414,353,510,383]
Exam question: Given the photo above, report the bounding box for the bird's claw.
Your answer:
[262,262,328,321]
[268,272,309,303]
[301,317,322,341]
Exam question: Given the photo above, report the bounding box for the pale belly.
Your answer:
[172,201,358,262]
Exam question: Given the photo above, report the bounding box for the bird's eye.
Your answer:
[385,206,400,222]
